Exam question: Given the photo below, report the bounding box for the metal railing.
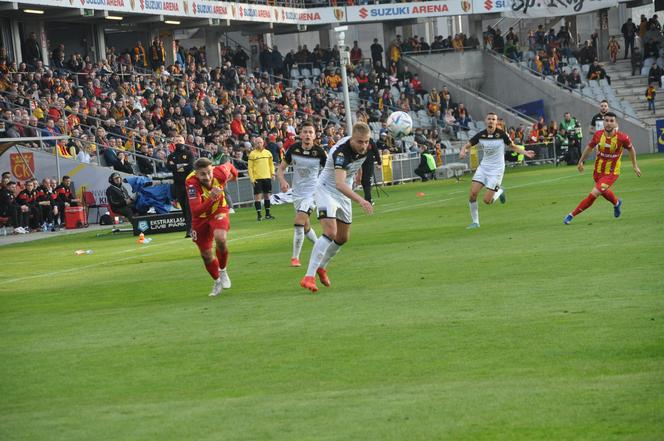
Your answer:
[403,54,537,126]
[483,50,646,127]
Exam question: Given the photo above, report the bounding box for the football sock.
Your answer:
[305,227,317,243]
[491,188,504,203]
[254,201,262,216]
[305,234,333,277]
[602,189,618,205]
[469,201,479,224]
[320,240,343,269]
[205,259,220,280]
[572,193,597,216]
[293,224,305,259]
[264,199,271,216]
[216,247,228,270]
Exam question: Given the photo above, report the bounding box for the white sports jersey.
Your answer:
[283,142,327,199]
[469,129,513,172]
[317,136,368,200]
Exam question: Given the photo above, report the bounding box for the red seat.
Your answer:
[83,191,108,224]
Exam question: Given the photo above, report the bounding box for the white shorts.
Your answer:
[315,188,352,224]
[293,196,315,215]
[472,166,504,191]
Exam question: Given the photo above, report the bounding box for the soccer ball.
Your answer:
[386,111,413,139]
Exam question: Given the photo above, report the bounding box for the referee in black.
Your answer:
[361,138,382,204]
[357,111,382,204]
[167,135,194,237]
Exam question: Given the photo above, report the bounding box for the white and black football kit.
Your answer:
[468,129,514,191]
[315,136,368,224]
[283,142,327,214]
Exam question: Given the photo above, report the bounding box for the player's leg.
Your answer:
[317,199,352,288]
[467,180,484,228]
[292,209,310,266]
[193,222,223,296]
[595,175,621,217]
[301,194,338,292]
[213,225,231,289]
[564,186,601,224]
[316,220,350,288]
[262,179,274,220]
[304,218,336,276]
[483,171,505,205]
[565,175,619,224]
[253,180,263,220]
[303,212,317,243]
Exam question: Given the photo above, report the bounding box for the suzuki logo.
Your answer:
[192,1,196,13]
[359,7,368,18]
[484,0,493,10]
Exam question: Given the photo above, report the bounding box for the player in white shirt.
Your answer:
[459,113,535,229]
[277,122,327,267]
[300,122,374,293]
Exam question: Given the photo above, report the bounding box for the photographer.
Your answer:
[559,112,582,165]
[105,172,135,224]
[414,145,436,182]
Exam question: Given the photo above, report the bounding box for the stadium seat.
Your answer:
[83,191,107,224]
[290,68,300,78]
[599,79,609,87]
[312,68,321,77]
[581,64,590,75]
[301,68,311,78]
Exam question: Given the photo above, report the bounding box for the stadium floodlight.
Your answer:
[164,20,180,25]
[105,15,123,20]
[334,27,353,135]
[24,9,44,14]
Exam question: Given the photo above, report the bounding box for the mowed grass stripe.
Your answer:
[0,156,663,441]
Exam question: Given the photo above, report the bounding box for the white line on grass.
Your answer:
[0,174,589,284]
[379,174,579,214]
[2,228,292,284]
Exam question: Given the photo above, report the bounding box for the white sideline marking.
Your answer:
[2,228,292,284]
[379,174,578,214]
[0,174,591,284]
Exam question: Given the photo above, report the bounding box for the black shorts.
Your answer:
[253,178,272,195]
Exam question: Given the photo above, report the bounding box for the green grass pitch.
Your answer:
[1,156,663,441]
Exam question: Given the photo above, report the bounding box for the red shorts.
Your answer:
[593,173,619,192]
[191,212,230,252]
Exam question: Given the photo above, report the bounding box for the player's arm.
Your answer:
[247,153,255,183]
[187,183,219,217]
[626,144,641,177]
[577,134,599,173]
[277,161,290,192]
[354,167,363,186]
[268,152,275,178]
[458,142,473,159]
[334,169,373,215]
[508,141,535,158]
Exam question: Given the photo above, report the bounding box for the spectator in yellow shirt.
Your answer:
[326,70,342,92]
